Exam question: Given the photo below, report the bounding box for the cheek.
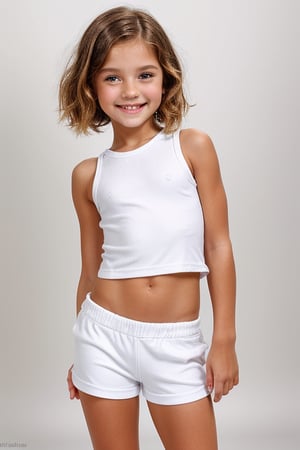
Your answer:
[96,86,115,108]
[146,84,164,102]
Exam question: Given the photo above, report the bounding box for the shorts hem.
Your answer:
[144,387,210,405]
[72,371,140,399]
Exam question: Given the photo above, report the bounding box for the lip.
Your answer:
[117,103,146,114]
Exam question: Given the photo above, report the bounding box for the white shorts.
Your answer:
[72,294,209,405]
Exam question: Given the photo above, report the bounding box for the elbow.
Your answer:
[205,237,233,256]
[204,238,235,272]
[78,270,98,290]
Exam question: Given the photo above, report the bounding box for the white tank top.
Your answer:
[92,130,209,279]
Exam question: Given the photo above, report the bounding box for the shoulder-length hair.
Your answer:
[59,6,189,135]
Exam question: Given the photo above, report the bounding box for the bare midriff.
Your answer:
[90,272,201,323]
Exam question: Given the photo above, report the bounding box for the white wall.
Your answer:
[1,1,299,449]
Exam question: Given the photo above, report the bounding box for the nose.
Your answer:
[121,79,139,99]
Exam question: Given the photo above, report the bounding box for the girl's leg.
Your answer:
[79,392,140,450]
[147,395,218,450]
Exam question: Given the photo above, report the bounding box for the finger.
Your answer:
[67,372,74,391]
[69,383,80,400]
[222,381,230,396]
[206,365,214,394]
[67,379,75,399]
[71,387,80,400]
[74,389,80,400]
[213,380,223,403]
[227,382,234,392]
[69,387,76,400]
[233,374,239,386]
[67,366,79,400]
[67,367,72,381]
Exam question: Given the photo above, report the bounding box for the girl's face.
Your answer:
[94,39,164,132]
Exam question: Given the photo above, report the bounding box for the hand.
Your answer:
[206,341,239,402]
[67,365,80,400]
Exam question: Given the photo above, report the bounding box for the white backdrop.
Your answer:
[0,1,299,449]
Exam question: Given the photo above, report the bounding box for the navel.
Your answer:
[145,277,154,290]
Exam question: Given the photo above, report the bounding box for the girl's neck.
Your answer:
[110,123,162,152]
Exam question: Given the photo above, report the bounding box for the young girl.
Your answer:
[59,6,238,450]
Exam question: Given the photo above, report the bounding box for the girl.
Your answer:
[59,6,238,450]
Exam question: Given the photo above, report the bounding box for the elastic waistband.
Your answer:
[81,293,202,339]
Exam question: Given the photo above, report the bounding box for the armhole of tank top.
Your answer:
[92,153,104,214]
[173,130,197,186]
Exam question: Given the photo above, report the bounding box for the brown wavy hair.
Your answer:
[58,6,189,135]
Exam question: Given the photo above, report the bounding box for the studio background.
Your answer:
[1,0,299,449]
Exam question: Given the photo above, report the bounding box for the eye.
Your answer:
[139,72,154,80]
[104,75,120,83]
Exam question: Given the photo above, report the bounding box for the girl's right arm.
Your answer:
[71,158,103,314]
[67,158,103,400]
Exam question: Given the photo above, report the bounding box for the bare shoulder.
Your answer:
[72,157,98,181]
[72,157,98,201]
[180,128,216,160]
[179,128,220,176]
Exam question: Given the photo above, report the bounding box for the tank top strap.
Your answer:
[92,152,105,214]
[172,130,197,186]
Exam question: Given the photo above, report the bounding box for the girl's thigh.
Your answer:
[147,395,218,450]
[79,391,140,450]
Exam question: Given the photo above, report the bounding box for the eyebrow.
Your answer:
[99,65,160,73]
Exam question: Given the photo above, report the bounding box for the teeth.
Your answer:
[122,105,141,110]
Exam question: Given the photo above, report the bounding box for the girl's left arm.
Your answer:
[181,128,239,403]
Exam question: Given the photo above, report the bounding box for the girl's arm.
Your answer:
[68,158,103,400]
[181,128,239,403]
[71,158,103,314]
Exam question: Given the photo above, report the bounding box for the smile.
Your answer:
[117,103,146,112]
